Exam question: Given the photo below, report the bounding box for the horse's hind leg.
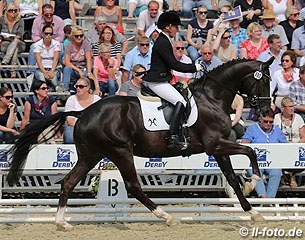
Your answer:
[55,157,93,230]
[109,149,175,225]
[215,156,264,222]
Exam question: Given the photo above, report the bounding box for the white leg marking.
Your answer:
[248,209,264,221]
[152,206,175,225]
[55,206,74,231]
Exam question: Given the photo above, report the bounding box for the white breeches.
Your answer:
[144,81,187,107]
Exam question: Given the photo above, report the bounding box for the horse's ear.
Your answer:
[263,57,275,68]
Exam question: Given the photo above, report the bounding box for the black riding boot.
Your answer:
[168,101,185,146]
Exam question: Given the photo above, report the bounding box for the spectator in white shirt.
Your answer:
[137,0,162,36]
[171,41,193,84]
[33,25,61,91]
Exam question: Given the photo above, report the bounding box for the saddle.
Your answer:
[140,82,192,125]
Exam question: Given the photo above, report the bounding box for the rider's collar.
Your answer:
[161,31,173,45]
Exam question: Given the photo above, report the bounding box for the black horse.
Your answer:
[7,58,273,230]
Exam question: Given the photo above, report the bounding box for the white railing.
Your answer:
[0,198,305,223]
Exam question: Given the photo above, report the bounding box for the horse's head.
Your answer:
[239,57,274,115]
[191,58,274,115]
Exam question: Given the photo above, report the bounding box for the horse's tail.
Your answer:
[7,111,83,186]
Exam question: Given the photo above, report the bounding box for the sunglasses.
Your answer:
[3,95,13,100]
[44,32,53,36]
[198,11,208,15]
[203,52,212,55]
[44,13,53,17]
[74,84,88,89]
[283,105,295,108]
[40,87,49,90]
[8,9,18,13]
[134,71,146,77]
[262,120,274,124]
[222,36,230,39]
[176,47,185,50]
[282,59,290,63]
[139,43,149,47]
[74,34,84,38]
[291,13,300,17]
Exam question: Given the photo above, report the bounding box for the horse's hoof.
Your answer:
[251,213,265,222]
[56,221,74,231]
[243,182,253,196]
[166,215,177,226]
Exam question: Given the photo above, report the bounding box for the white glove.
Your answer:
[195,63,204,72]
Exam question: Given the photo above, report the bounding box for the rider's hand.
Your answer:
[195,63,205,72]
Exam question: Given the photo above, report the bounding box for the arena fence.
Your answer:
[0,198,305,223]
[0,144,305,223]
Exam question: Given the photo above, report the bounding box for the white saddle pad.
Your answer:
[138,96,198,131]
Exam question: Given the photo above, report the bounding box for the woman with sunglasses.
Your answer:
[186,5,214,61]
[63,26,93,93]
[242,108,287,199]
[279,6,303,50]
[212,28,237,63]
[20,81,58,135]
[64,78,100,143]
[119,64,146,96]
[93,43,119,96]
[271,50,299,109]
[0,3,26,78]
[0,87,19,143]
[33,25,61,91]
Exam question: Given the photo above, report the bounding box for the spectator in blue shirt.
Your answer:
[195,44,222,78]
[291,23,305,58]
[121,35,152,82]
[242,108,287,199]
[227,18,247,58]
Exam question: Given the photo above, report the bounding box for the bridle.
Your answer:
[239,63,271,110]
[192,61,271,109]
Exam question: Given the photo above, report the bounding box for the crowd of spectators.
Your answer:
[1,0,305,199]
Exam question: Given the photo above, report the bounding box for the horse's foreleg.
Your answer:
[111,150,175,225]
[56,159,92,230]
[215,156,264,222]
[212,140,261,196]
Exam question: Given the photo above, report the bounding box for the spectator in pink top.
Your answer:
[93,43,119,96]
[240,22,269,60]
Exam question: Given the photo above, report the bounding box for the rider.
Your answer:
[143,11,203,147]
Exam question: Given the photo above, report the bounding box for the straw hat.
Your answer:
[259,9,276,19]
